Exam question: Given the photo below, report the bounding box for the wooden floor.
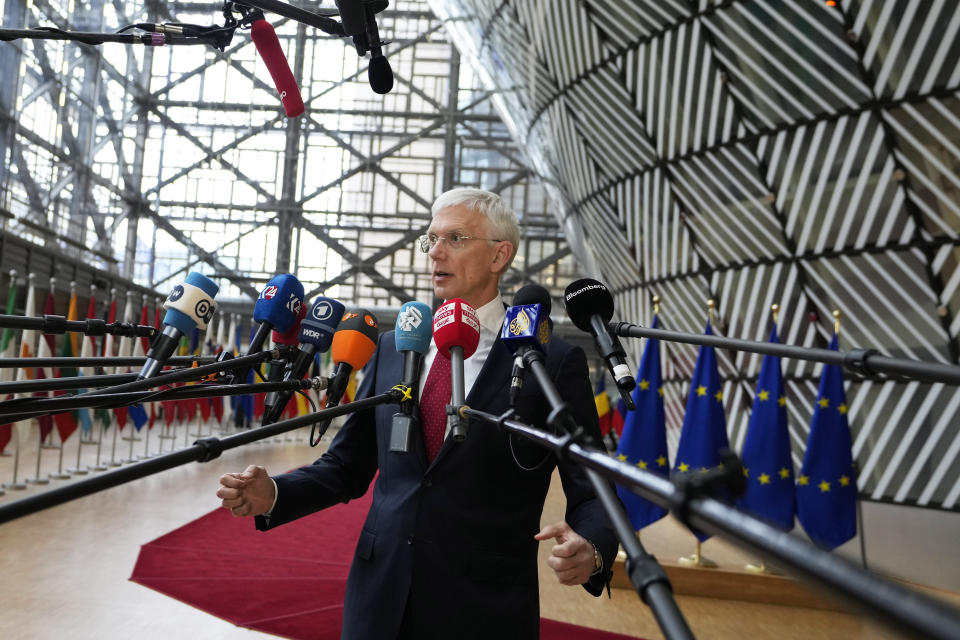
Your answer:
[0,422,943,639]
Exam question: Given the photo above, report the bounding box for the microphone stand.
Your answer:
[463,407,960,640]
[0,349,288,423]
[507,348,693,640]
[610,321,960,385]
[0,377,328,422]
[389,351,423,453]
[0,388,404,525]
[447,345,468,442]
[0,314,157,339]
[0,355,216,369]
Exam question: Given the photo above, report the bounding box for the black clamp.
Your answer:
[194,437,224,463]
[42,314,68,334]
[669,449,745,528]
[843,348,879,378]
[626,553,672,604]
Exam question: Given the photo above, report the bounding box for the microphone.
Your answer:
[137,272,219,380]
[261,296,345,426]
[250,14,305,117]
[564,278,636,410]
[502,284,552,407]
[313,307,380,434]
[248,274,305,355]
[389,301,432,453]
[228,274,304,385]
[432,298,480,442]
[137,276,217,378]
[340,0,393,93]
[261,298,308,422]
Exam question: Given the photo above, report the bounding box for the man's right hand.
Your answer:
[217,465,276,517]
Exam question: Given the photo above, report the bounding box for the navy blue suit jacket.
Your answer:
[257,330,617,640]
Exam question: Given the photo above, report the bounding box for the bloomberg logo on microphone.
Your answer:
[565,282,607,301]
[397,306,423,331]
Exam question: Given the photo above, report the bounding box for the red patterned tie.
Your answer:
[420,354,451,461]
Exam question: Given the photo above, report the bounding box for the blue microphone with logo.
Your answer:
[138,272,219,380]
[261,296,345,425]
[389,301,433,453]
[248,274,305,355]
[501,284,552,407]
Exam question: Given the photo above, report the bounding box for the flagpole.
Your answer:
[679,299,719,569]
[5,431,27,490]
[93,425,107,470]
[69,429,88,475]
[745,304,780,575]
[835,310,868,571]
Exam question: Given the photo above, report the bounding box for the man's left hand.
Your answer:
[535,520,596,586]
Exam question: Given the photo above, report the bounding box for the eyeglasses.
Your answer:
[417,232,503,253]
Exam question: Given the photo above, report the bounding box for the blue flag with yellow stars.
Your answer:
[738,324,795,531]
[673,321,730,541]
[615,315,668,531]
[797,332,856,550]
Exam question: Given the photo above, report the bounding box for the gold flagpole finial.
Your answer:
[707,299,716,325]
[652,294,660,316]
[771,304,780,325]
[70,280,76,295]
[832,309,841,335]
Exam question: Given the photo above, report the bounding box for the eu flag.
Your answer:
[673,321,730,541]
[797,333,856,550]
[615,315,668,531]
[738,324,795,531]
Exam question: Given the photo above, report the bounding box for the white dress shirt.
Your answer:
[417,296,506,440]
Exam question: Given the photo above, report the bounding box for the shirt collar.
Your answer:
[474,295,507,336]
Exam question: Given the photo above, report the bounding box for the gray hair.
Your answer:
[431,188,520,271]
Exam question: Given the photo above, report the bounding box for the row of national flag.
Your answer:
[0,275,355,452]
[605,315,857,551]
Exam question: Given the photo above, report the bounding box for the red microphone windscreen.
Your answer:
[250,19,305,117]
[432,298,480,359]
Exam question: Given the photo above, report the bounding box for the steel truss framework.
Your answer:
[431,0,960,512]
[0,0,579,316]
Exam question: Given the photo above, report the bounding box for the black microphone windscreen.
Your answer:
[564,279,614,331]
[512,284,552,316]
[368,55,394,94]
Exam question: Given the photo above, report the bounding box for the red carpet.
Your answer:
[131,490,639,639]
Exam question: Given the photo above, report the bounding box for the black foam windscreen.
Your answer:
[512,283,552,316]
[368,55,394,94]
[564,278,615,331]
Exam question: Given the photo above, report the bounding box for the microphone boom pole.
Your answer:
[610,321,960,385]
[0,388,404,526]
[464,406,960,640]
[0,355,216,369]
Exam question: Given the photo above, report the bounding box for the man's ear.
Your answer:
[491,242,513,274]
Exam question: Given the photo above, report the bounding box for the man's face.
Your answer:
[427,204,509,308]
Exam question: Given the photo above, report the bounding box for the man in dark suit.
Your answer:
[217,188,617,639]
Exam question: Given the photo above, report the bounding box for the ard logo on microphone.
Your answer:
[312,301,333,321]
[261,285,278,300]
[397,306,423,331]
